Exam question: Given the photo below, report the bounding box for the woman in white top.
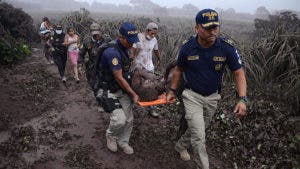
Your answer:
[40,17,52,32]
[64,27,81,83]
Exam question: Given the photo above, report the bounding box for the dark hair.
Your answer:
[55,24,62,30]
[67,27,75,33]
[43,17,49,22]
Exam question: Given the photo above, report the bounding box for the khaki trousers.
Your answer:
[175,89,221,169]
[106,90,134,148]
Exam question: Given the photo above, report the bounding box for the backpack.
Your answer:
[92,41,131,95]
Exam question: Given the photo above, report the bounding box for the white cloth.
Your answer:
[132,33,158,72]
[40,22,51,32]
[66,35,79,51]
[40,22,46,31]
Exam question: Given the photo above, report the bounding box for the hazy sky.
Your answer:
[76,0,300,14]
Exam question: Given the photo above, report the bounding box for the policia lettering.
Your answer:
[127,30,138,35]
[201,11,219,27]
[213,56,226,71]
[202,11,218,20]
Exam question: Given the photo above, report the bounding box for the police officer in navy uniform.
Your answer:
[99,22,140,155]
[51,24,67,82]
[79,22,111,88]
[167,9,248,169]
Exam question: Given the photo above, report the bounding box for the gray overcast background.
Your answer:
[75,0,300,13]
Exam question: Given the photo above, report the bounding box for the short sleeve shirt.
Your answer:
[100,39,128,73]
[177,36,242,95]
[132,33,158,71]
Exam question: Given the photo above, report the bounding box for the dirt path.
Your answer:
[0,46,228,169]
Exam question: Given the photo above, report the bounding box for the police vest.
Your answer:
[95,42,131,93]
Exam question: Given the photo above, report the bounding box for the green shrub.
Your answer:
[0,40,31,64]
[0,1,36,65]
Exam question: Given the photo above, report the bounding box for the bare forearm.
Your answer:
[234,68,247,97]
[166,66,182,102]
[130,48,137,58]
[113,70,137,97]
[117,78,136,96]
[170,66,183,90]
[79,46,87,59]
[233,68,247,118]
[154,50,160,60]
[77,38,80,46]
[164,60,177,79]
[113,70,139,102]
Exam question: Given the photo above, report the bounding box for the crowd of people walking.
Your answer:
[39,8,248,169]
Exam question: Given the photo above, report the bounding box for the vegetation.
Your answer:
[209,11,300,168]
[53,9,299,168]
[1,2,299,168]
[0,1,37,65]
[246,11,300,114]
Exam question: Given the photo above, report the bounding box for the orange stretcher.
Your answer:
[137,93,174,107]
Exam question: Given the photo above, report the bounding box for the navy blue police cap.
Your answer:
[119,22,139,44]
[196,9,220,29]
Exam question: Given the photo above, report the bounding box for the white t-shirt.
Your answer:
[132,33,158,72]
[66,35,79,51]
[40,22,49,31]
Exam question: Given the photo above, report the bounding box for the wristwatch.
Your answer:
[239,96,249,104]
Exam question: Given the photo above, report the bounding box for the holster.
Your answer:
[95,83,122,113]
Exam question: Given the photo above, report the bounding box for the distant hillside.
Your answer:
[5,0,299,23]
[6,0,88,11]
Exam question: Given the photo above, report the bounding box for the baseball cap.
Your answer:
[43,17,49,21]
[90,22,100,30]
[195,9,219,29]
[91,30,101,35]
[90,22,101,35]
[146,22,158,31]
[119,22,139,44]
